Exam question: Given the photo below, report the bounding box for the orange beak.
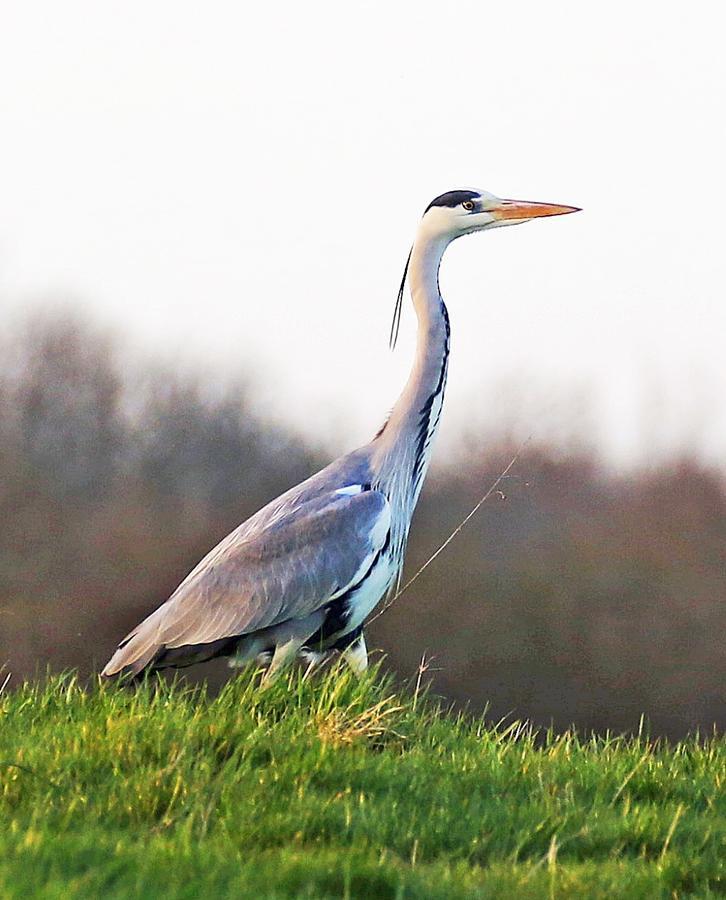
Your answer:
[490,199,581,221]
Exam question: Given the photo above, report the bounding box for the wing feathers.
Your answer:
[102,488,390,677]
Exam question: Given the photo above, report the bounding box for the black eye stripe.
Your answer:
[424,190,480,213]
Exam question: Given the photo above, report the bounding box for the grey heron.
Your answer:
[102,188,579,683]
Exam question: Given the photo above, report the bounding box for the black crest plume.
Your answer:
[389,246,412,350]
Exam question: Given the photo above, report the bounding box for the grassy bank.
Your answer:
[0,668,723,898]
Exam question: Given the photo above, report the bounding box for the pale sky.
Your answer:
[1,1,725,467]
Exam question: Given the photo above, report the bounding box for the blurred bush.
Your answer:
[0,312,323,682]
[1,311,723,738]
[375,450,725,738]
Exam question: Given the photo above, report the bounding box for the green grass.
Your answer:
[1,667,723,899]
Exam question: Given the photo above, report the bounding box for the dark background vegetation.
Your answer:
[1,312,723,738]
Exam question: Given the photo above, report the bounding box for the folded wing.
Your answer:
[102,487,390,677]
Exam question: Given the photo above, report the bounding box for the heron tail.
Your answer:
[101,613,164,679]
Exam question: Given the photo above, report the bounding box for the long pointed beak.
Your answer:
[490,199,581,221]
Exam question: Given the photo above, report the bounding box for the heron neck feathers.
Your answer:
[371,228,451,512]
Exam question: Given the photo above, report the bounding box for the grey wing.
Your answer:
[102,486,390,677]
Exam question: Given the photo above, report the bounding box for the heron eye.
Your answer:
[462,200,475,211]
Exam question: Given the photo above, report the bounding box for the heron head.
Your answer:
[421,189,580,241]
[389,188,580,348]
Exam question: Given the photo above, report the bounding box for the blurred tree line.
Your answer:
[0,312,723,738]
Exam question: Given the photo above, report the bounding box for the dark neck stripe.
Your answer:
[411,301,450,489]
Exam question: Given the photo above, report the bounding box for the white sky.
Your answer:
[1,1,725,467]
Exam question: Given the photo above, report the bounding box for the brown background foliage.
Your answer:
[1,313,724,738]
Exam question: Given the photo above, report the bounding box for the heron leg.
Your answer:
[227,636,269,669]
[341,632,368,678]
[260,635,305,688]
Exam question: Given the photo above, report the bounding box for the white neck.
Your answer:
[372,223,451,509]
